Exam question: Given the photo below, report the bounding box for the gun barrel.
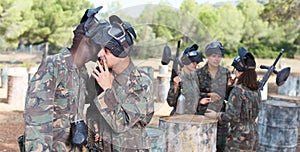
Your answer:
[260,65,269,70]
[259,49,285,90]
[170,40,181,80]
[175,40,181,57]
[272,49,284,66]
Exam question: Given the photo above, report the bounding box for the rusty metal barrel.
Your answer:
[145,127,165,151]
[156,65,169,103]
[257,99,300,152]
[278,73,300,97]
[7,67,28,111]
[159,114,217,152]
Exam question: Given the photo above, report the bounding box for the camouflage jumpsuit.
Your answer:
[23,48,95,151]
[86,61,154,152]
[196,63,231,152]
[220,84,260,152]
[167,71,201,115]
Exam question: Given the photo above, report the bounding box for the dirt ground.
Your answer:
[0,52,299,151]
[0,103,171,152]
[0,110,24,152]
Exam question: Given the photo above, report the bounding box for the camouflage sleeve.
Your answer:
[166,81,179,107]
[220,86,242,124]
[196,69,209,98]
[85,75,97,104]
[23,58,61,151]
[196,103,208,115]
[95,75,154,133]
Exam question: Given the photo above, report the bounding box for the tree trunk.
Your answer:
[43,42,49,61]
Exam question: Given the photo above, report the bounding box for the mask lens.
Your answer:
[187,51,198,57]
[84,17,95,32]
[108,23,126,41]
[235,56,241,62]
[206,41,223,50]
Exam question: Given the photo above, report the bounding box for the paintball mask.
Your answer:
[100,15,137,58]
[181,44,203,65]
[231,47,256,71]
[74,6,110,46]
[71,119,88,146]
[205,41,225,56]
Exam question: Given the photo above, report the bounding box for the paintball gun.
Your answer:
[161,40,185,114]
[161,40,184,82]
[85,119,100,152]
[258,49,291,90]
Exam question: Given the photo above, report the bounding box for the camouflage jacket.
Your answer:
[23,48,95,152]
[196,63,231,113]
[167,71,200,115]
[87,61,154,152]
[220,84,261,151]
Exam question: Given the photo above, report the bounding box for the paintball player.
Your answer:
[196,41,232,152]
[167,44,212,115]
[205,47,261,152]
[22,6,108,151]
[87,15,154,151]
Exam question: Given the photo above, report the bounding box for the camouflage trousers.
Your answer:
[216,121,229,152]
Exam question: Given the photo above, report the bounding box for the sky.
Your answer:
[89,0,228,12]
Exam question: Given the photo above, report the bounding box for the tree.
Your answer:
[237,0,270,55]
[133,25,167,59]
[217,3,245,56]
[20,0,92,55]
[260,0,300,23]
[137,3,210,56]
[0,0,34,50]
[180,0,201,15]
[260,0,300,57]
[197,4,221,41]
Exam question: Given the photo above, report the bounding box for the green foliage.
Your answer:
[132,0,299,59]
[276,41,297,58]
[0,0,93,52]
[25,0,92,47]
[213,3,245,54]
[237,0,269,45]
[198,4,222,39]
[180,0,201,15]
[260,0,300,23]
[132,24,172,59]
[0,0,34,50]
[1,0,299,60]
[247,43,278,59]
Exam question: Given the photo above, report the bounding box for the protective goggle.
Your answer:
[205,41,224,51]
[187,50,199,57]
[108,23,126,43]
[232,55,255,71]
[84,16,99,33]
[232,56,244,71]
[87,17,109,36]
[78,6,107,38]
[234,56,241,63]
